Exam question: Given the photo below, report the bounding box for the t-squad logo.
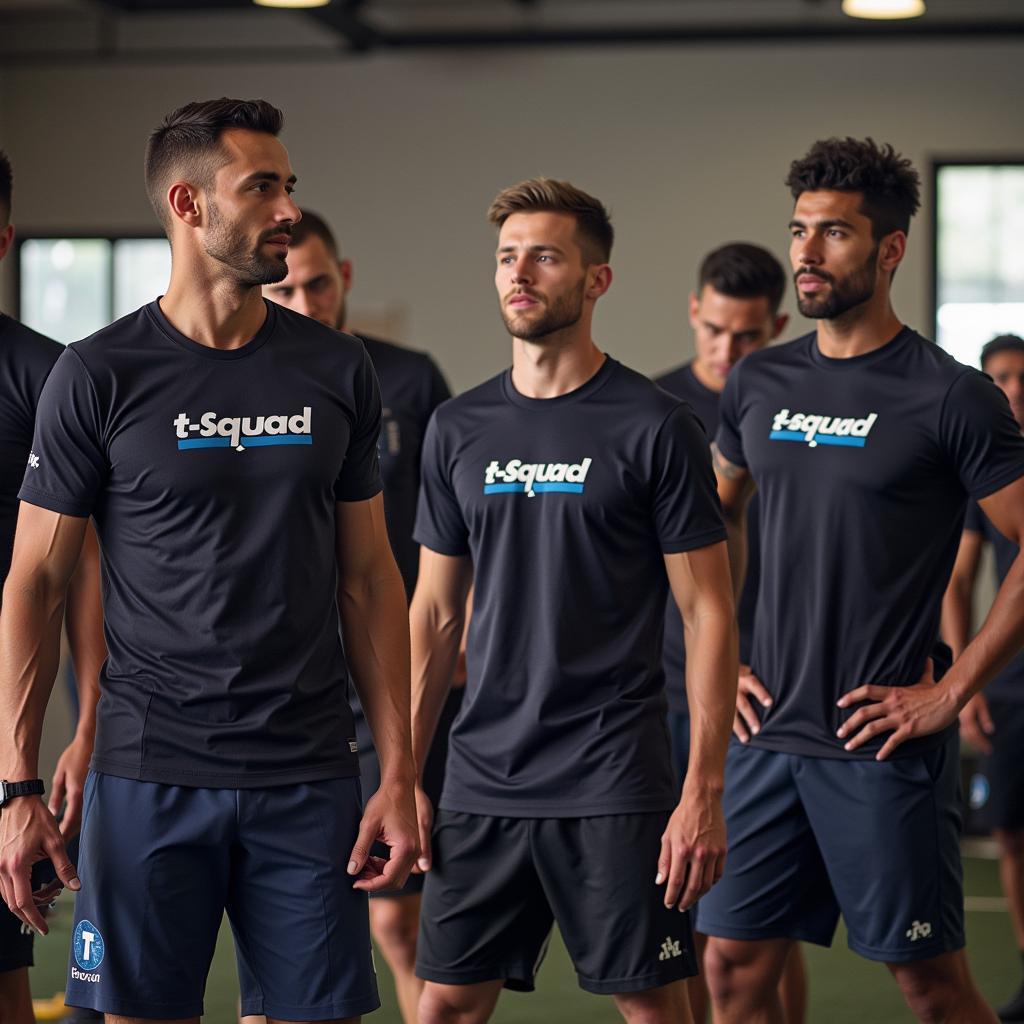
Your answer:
[769,408,878,448]
[483,458,592,497]
[173,407,312,452]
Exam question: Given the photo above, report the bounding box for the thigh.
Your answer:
[697,743,839,946]
[416,811,554,992]
[65,773,231,1021]
[228,778,379,1023]
[797,738,965,962]
[978,700,1024,830]
[537,813,698,995]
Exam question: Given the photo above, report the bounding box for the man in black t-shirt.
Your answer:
[944,333,1024,1022]
[264,208,453,1024]
[0,149,105,1024]
[655,243,806,1024]
[0,100,418,1024]
[411,178,737,1024]
[703,138,1024,1024]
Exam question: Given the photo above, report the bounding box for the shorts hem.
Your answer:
[415,962,536,992]
[847,936,965,964]
[65,994,202,1018]
[696,918,833,949]
[240,993,381,1020]
[0,957,32,974]
[578,966,697,994]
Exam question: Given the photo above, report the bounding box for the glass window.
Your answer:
[935,163,1024,369]
[19,236,170,345]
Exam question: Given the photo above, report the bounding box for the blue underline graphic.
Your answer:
[178,434,313,450]
[769,431,865,447]
[483,482,585,494]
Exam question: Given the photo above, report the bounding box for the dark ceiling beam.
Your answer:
[305,0,382,52]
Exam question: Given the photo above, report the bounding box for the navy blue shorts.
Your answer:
[65,772,378,1020]
[697,737,965,963]
[968,699,1024,831]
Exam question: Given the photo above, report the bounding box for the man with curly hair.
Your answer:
[701,137,1024,1022]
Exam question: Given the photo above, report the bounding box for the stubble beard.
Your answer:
[500,278,586,342]
[204,198,289,287]
[796,245,879,321]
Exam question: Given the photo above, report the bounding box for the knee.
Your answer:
[614,981,688,1024]
[416,986,482,1024]
[370,898,420,967]
[891,959,975,1023]
[995,828,1024,861]
[704,938,777,1008]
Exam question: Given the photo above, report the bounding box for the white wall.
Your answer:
[1,39,1023,390]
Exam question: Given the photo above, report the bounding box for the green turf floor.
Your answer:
[30,856,1019,1022]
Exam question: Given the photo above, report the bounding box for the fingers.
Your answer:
[979,699,995,736]
[10,870,48,935]
[836,684,886,709]
[347,813,379,878]
[45,840,80,893]
[735,693,761,741]
[656,832,671,891]
[836,700,889,744]
[416,796,434,873]
[732,711,750,743]
[742,672,773,709]
[48,768,66,820]
[875,728,911,762]
[840,714,897,753]
[960,714,993,755]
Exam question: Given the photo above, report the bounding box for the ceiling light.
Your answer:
[253,0,331,9]
[842,0,926,19]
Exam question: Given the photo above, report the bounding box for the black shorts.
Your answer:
[970,699,1024,831]
[0,904,32,974]
[416,810,697,995]
[361,686,463,899]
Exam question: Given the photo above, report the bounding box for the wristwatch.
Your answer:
[0,780,44,808]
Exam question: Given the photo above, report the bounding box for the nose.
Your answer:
[292,288,313,318]
[510,254,533,284]
[794,232,823,267]
[278,192,301,227]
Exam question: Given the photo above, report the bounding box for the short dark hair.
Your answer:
[981,333,1024,369]
[785,137,921,239]
[698,243,786,315]
[487,177,613,264]
[145,97,284,230]
[289,209,339,259]
[0,150,12,226]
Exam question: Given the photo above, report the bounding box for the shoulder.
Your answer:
[432,371,503,425]
[0,314,64,369]
[652,362,692,396]
[359,333,440,374]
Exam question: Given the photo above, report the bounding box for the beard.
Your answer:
[795,245,879,320]
[500,278,585,341]
[204,199,290,287]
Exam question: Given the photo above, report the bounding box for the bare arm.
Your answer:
[941,529,983,659]
[841,474,1024,759]
[711,441,755,598]
[50,521,105,837]
[659,541,738,910]
[408,547,472,870]
[0,503,88,932]
[335,494,418,890]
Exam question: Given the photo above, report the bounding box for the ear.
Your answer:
[586,263,612,300]
[771,312,789,340]
[688,290,701,331]
[166,181,202,228]
[339,257,353,295]
[0,223,13,263]
[878,230,906,276]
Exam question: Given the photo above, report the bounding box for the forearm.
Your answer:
[340,561,415,785]
[723,512,748,600]
[64,526,104,743]
[940,580,973,660]
[410,594,464,776]
[681,601,738,795]
[943,553,1024,708]
[0,571,68,778]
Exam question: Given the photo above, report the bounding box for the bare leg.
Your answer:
[370,893,424,1024]
[887,949,998,1023]
[0,968,34,1024]
[417,980,504,1024]
[996,829,1024,950]
[778,944,807,1024]
[614,980,693,1024]
[687,932,710,1024]
[704,936,792,1024]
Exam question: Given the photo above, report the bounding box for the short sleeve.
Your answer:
[714,360,747,468]
[413,411,469,556]
[335,345,384,502]
[18,348,107,518]
[652,404,727,554]
[939,370,1024,500]
[963,498,986,536]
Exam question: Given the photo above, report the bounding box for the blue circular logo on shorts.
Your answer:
[73,920,105,971]
[969,772,990,811]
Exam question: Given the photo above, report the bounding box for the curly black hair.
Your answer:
[785,137,921,239]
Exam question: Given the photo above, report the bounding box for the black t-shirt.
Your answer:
[0,314,63,587]
[655,361,761,711]
[414,357,726,816]
[716,327,1024,759]
[964,500,1024,703]
[19,300,383,788]
[358,335,451,599]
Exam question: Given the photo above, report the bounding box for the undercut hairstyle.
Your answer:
[487,177,614,265]
[699,243,786,315]
[785,137,921,239]
[981,333,1024,369]
[0,150,12,226]
[144,97,284,231]
[289,209,339,259]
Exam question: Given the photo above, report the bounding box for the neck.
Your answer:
[510,322,605,399]
[690,358,724,394]
[814,290,903,359]
[161,257,268,350]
